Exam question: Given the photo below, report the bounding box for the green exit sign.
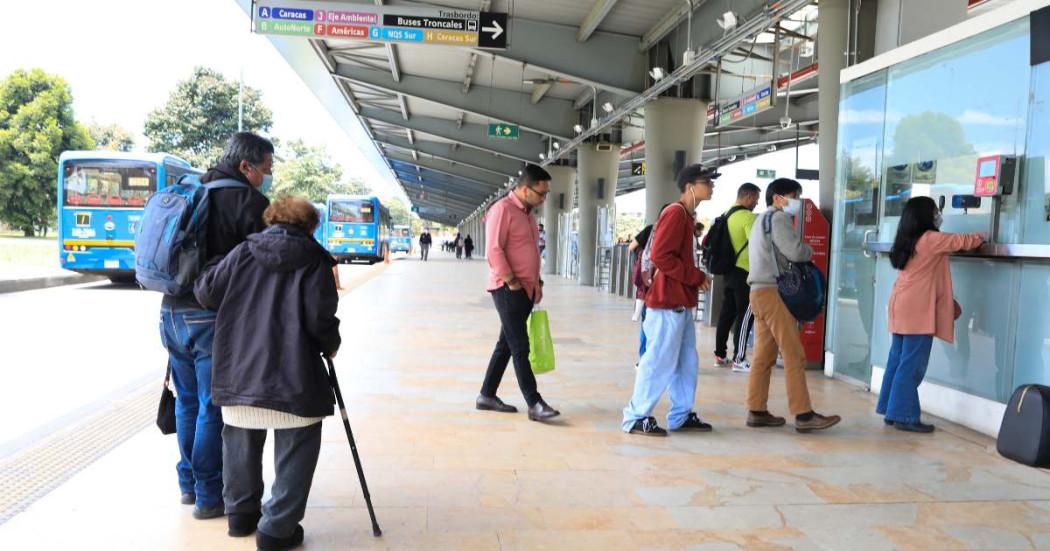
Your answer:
[757,169,776,179]
[488,123,519,140]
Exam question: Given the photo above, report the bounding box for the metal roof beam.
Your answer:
[641,0,705,52]
[469,17,644,97]
[332,64,576,140]
[578,0,620,42]
[377,135,519,176]
[384,151,505,187]
[399,181,486,206]
[359,107,542,163]
[389,163,500,191]
[389,167,498,196]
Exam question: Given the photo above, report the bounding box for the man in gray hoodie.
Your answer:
[745,178,840,433]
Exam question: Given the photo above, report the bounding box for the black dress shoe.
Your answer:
[180,492,195,505]
[476,394,517,413]
[256,524,304,551]
[894,421,935,433]
[192,502,225,520]
[527,399,560,421]
[228,512,261,537]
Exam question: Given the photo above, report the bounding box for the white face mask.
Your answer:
[782,197,802,215]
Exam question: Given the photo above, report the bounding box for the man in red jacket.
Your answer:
[622,164,717,436]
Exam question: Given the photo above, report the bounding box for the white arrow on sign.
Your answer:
[482,20,503,40]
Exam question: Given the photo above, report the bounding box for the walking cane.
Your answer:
[324,355,382,537]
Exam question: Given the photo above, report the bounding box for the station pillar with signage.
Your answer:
[798,199,829,369]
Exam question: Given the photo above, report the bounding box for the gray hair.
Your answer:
[217,132,274,166]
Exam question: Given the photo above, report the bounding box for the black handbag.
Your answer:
[157,364,177,435]
[997,384,1050,467]
[762,212,825,322]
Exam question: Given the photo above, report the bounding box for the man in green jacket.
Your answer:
[714,183,760,370]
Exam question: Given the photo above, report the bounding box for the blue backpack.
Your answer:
[134,176,245,295]
[762,211,825,322]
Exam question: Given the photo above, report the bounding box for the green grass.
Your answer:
[0,235,59,271]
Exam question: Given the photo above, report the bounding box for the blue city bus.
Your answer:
[325,194,391,264]
[312,202,327,244]
[390,224,412,253]
[57,151,201,282]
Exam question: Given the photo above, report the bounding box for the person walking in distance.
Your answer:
[476,164,560,422]
[745,178,840,433]
[464,234,475,259]
[419,229,432,261]
[622,164,717,436]
[537,223,547,259]
[454,232,464,259]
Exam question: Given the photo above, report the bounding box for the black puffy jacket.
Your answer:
[194,224,340,417]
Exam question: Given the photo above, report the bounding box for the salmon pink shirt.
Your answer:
[486,192,542,304]
[887,231,983,343]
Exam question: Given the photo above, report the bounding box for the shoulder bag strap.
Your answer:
[763,211,782,278]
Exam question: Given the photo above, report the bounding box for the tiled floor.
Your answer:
[2,255,1049,550]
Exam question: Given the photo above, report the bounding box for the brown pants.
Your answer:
[747,287,813,415]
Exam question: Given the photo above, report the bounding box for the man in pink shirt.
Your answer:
[477,164,560,422]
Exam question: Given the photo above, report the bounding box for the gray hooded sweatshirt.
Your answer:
[746,208,813,290]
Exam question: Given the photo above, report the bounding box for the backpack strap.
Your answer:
[203,178,251,191]
[725,206,749,260]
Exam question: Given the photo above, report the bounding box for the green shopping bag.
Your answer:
[527,308,555,375]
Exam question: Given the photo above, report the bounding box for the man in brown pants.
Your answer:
[745,178,840,432]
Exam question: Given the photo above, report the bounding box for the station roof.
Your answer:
[240,0,819,225]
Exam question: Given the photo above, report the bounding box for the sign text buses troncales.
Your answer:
[253,0,506,49]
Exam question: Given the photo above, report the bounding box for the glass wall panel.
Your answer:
[828,72,887,384]
[879,18,1030,240]
[1012,263,1050,388]
[1021,61,1050,243]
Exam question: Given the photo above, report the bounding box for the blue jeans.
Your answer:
[623,307,699,431]
[876,333,934,425]
[160,306,223,507]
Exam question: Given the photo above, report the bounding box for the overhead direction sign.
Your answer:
[488,123,519,140]
[253,0,508,49]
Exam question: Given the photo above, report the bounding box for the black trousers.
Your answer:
[715,267,751,358]
[481,286,540,407]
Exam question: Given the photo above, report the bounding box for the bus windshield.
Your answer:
[63,161,156,208]
[330,199,374,223]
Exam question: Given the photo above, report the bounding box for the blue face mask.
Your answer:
[260,174,273,195]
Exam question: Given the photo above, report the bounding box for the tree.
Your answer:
[386,196,415,226]
[144,67,273,168]
[0,68,94,236]
[616,212,644,243]
[271,139,371,202]
[88,122,135,152]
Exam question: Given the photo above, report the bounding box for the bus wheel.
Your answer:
[109,275,137,285]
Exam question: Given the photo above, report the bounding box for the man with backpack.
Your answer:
[153,132,273,520]
[745,178,840,433]
[622,164,717,436]
[708,183,760,370]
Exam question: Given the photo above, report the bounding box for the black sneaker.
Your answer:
[628,416,667,437]
[894,421,935,433]
[671,412,713,432]
[180,492,195,505]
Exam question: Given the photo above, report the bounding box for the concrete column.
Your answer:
[818,0,848,222]
[643,97,707,225]
[543,166,576,276]
[577,146,618,286]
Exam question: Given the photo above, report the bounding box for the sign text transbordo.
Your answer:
[254,0,508,49]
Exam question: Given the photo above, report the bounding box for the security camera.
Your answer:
[779,115,793,130]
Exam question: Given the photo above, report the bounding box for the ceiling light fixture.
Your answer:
[573,124,583,134]
[539,153,546,160]
[552,142,560,150]
[602,102,615,113]
[649,67,666,80]
[716,11,738,31]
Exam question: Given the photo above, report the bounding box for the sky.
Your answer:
[0,0,399,199]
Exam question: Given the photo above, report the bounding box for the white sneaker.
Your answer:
[731,361,751,373]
